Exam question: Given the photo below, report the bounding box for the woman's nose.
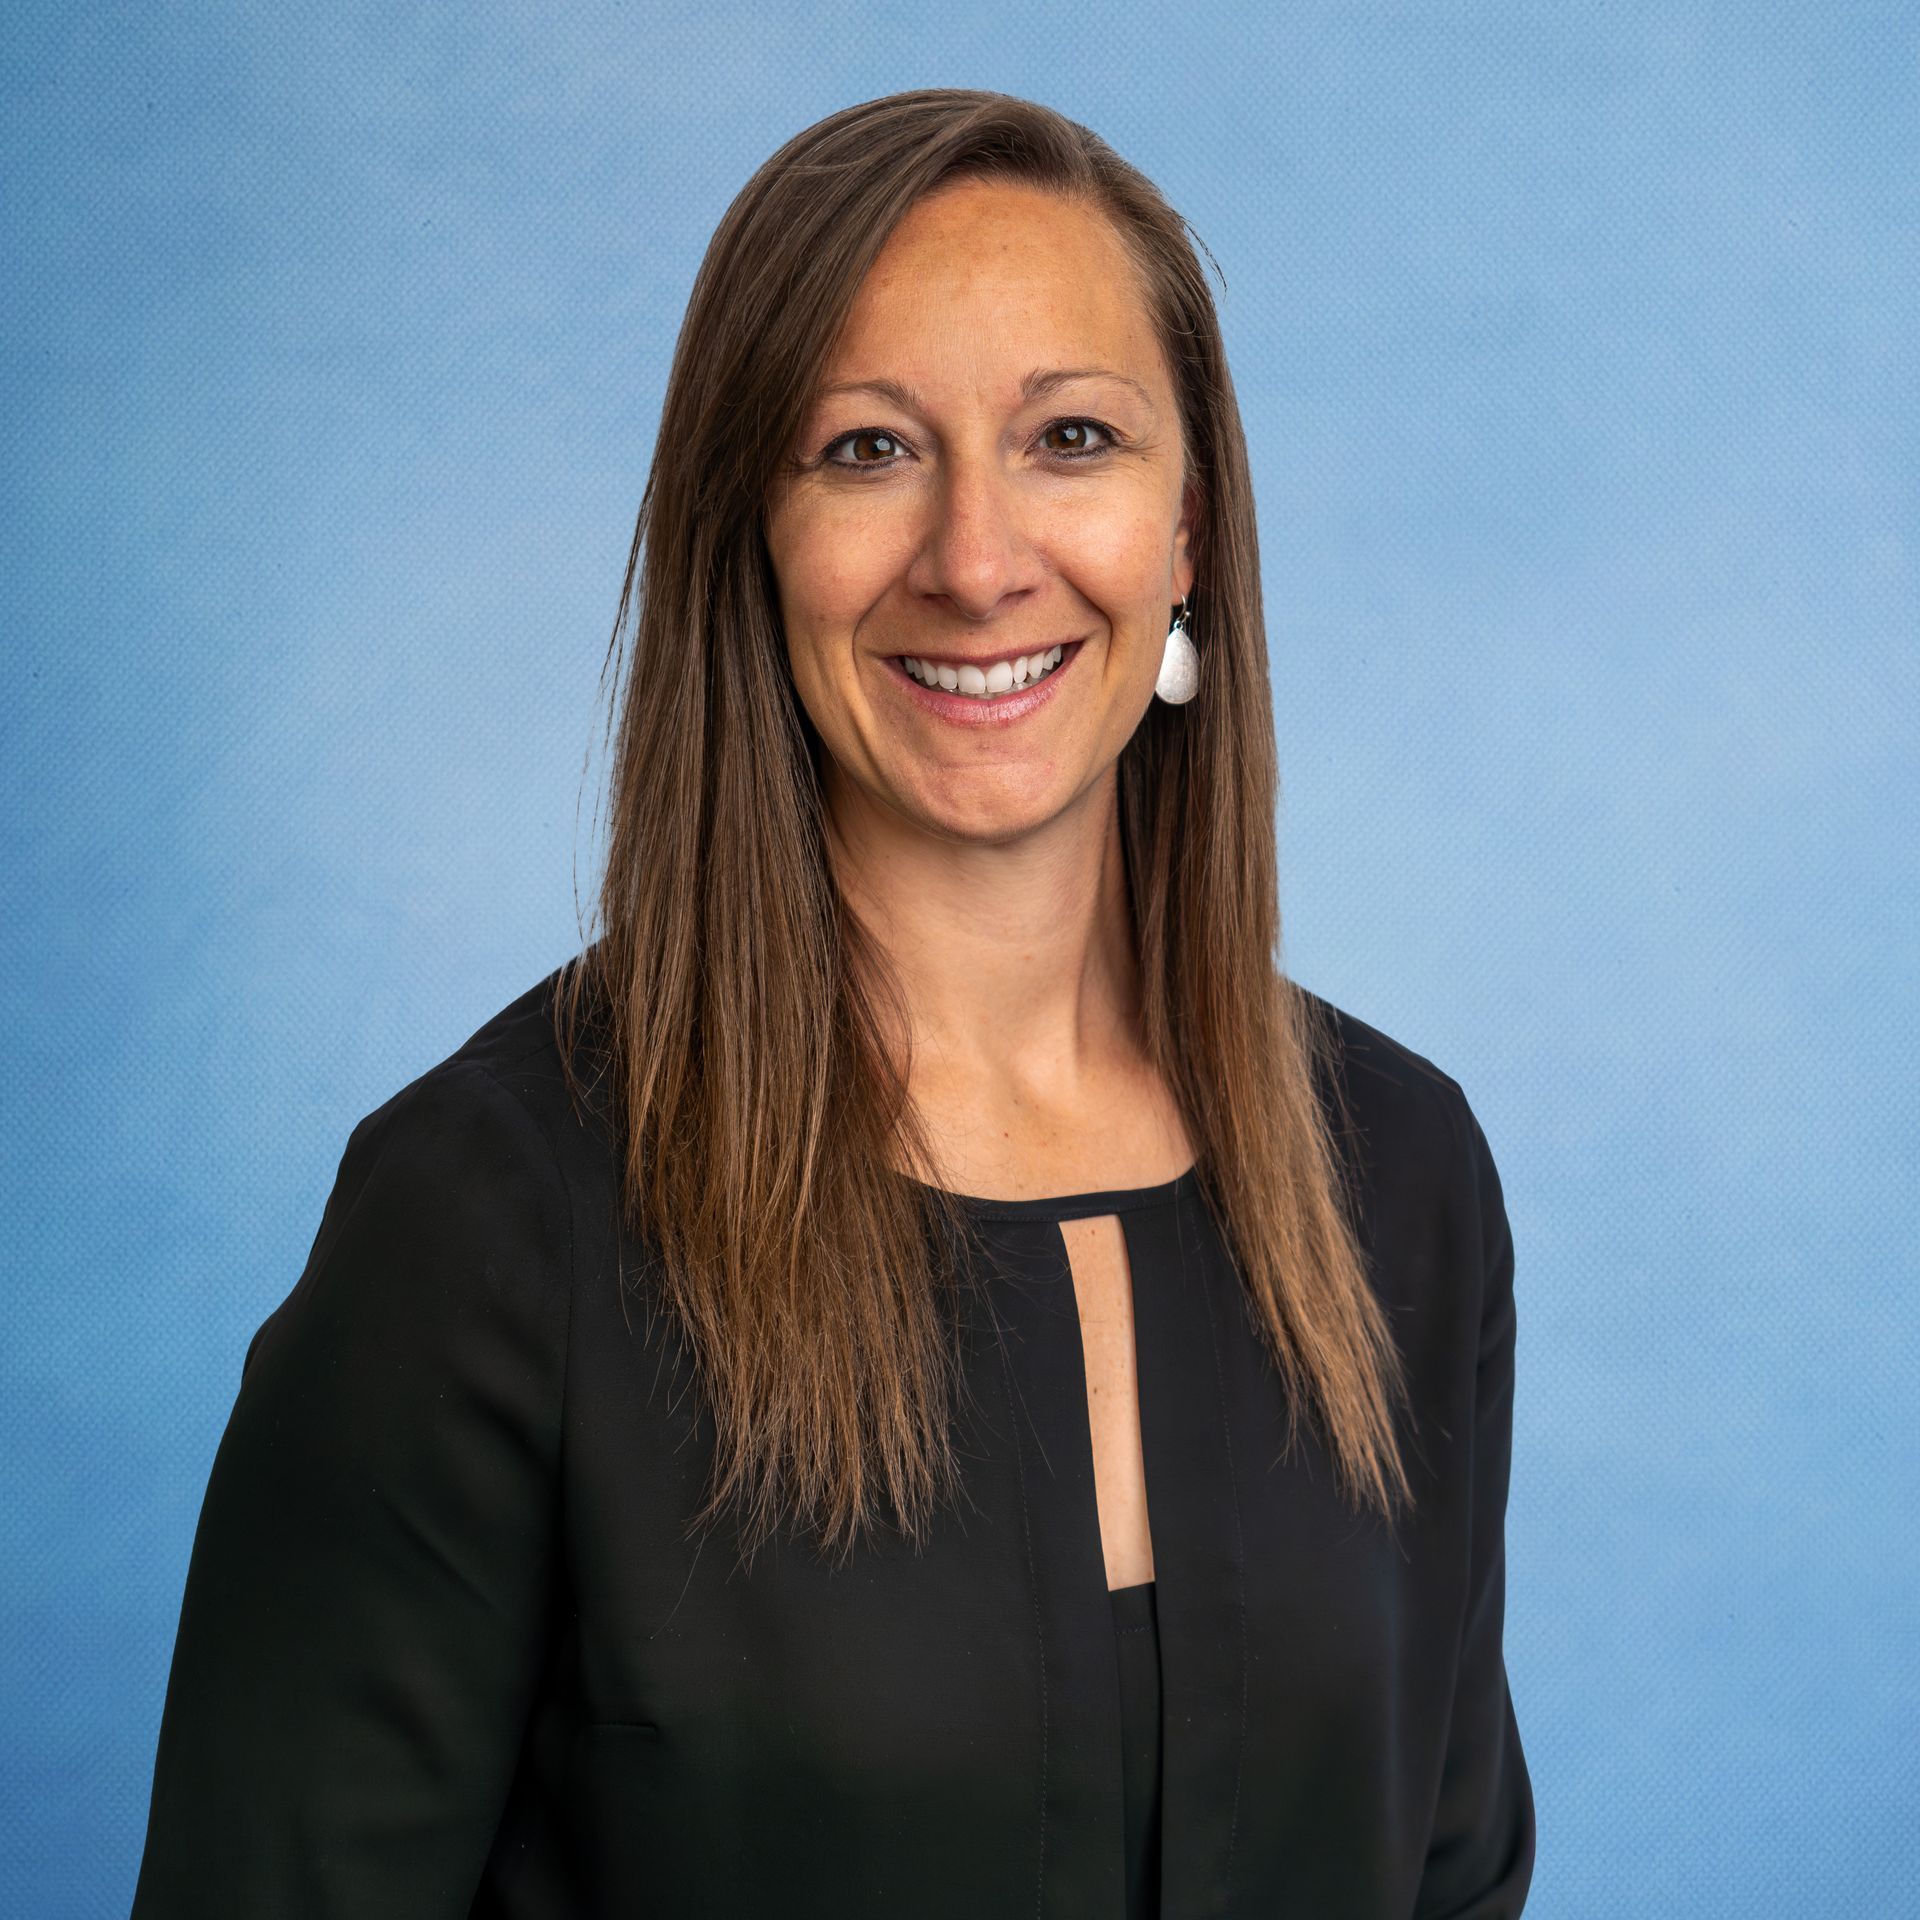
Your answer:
[914,455,1039,619]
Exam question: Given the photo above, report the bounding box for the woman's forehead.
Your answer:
[817,194,1168,410]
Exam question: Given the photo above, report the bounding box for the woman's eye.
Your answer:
[1039,418,1114,457]
[819,418,1116,472]
[825,429,904,468]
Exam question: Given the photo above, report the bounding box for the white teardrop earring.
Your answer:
[1154,595,1199,704]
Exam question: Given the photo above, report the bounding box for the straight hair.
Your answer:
[555,88,1416,1567]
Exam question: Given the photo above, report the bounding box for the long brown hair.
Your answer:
[554,88,1415,1567]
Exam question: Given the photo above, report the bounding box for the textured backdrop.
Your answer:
[3,4,1914,1914]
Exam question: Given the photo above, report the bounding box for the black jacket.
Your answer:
[131,965,1535,1917]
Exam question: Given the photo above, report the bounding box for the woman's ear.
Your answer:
[1172,482,1199,604]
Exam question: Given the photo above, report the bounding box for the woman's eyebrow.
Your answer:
[816,366,1157,415]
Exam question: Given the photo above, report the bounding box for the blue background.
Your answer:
[4,4,1914,1913]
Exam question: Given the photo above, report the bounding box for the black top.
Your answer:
[130,963,1535,1918]
[1110,1578,1164,1920]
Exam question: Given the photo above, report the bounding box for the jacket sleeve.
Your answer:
[130,1060,573,1920]
[1414,1095,1538,1918]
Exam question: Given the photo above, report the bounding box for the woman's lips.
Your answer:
[885,639,1085,727]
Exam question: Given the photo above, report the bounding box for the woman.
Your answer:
[132,89,1534,1918]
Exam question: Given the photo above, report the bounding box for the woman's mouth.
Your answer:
[885,638,1085,725]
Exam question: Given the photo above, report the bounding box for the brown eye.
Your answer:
[823,430,903,469]
[1041,419,1114,458]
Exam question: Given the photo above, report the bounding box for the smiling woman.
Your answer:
[131,88,1535,1919]
[766,178,1195,839]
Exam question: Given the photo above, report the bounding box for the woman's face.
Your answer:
[764,178,1197,848]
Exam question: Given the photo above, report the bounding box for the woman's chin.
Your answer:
[899,786,1077,850]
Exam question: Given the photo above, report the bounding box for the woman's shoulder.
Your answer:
[234,966,600,1420]
[349,958,618,1191]
[1290,981,1499,1213]
[271,963,611,1343]
[1288,987,1515,1371]
[1294,980,1471,1124]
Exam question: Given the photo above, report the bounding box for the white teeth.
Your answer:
[904,645,1065,699]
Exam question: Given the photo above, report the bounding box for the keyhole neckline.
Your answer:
[904,1164,1199,1222]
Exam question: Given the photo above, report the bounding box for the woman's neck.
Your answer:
[825,765,1146,1107]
